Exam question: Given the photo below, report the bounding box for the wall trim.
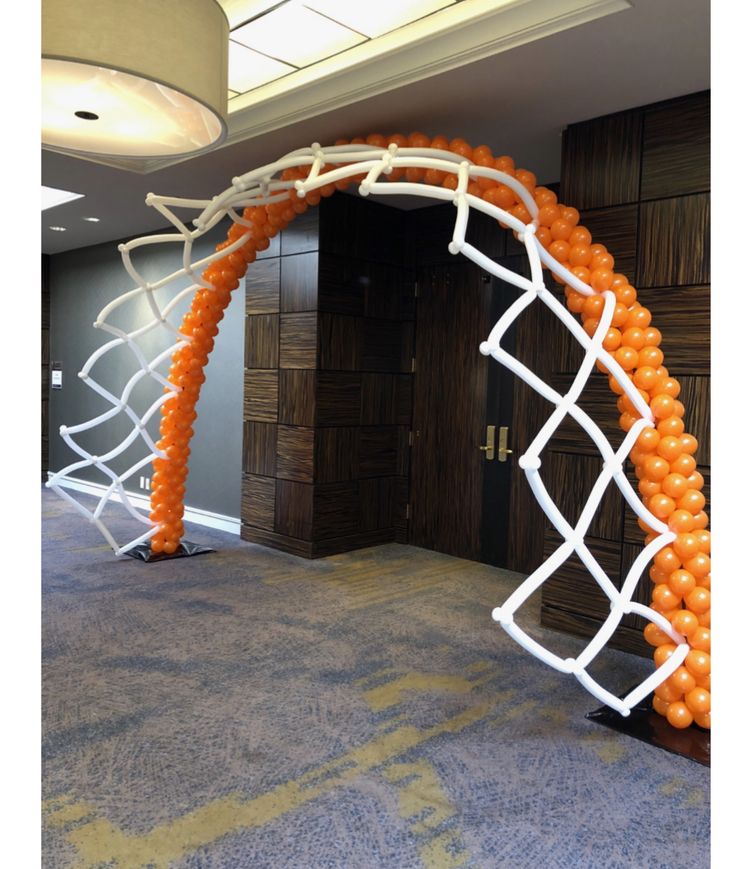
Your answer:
[46,473,242,536]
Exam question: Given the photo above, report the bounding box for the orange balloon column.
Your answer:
[149,133,709,729]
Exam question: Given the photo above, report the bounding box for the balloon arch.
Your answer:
[47,132,711,730]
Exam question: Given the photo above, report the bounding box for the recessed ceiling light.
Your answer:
[82,216,100,222]
[231,1,365,68]
[48,226,67,232]
[42,185,85,211]
[228,41,295,93]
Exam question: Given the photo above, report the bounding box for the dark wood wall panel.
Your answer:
[279,370,315,426]
[245,314,279,369]
[358,427,400,477]
[315,427,359,483]
[243,421,277,476]
[280,313,318,368]
[360,478,394,531]
[281,252,319,312]
[318,254,366,316]
[319,314,362,370]
[245,258,280,313]
[560,110,643,209]
[274,480,313,539]
[636,285,710,375]
[678,375,710,465]
[540,451,623,542]
[276,425,315,483]
[241,474,276,531]
[244,370,278,423]
[641,92,710,200]
[313,482,361,539]
[544,90,710,657]
[637,194,710,288]
[316,372,362,426]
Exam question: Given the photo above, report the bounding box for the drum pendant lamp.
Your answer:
[42,0,229,159]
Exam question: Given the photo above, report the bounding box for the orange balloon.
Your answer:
[670,609,699,638]
[661,474,689,500]
[643,457,669,485]
[538,203,561,226]
[678,489,706,514]
[657,416,685,437]
[653,546,681,573]
[685,687,710,715]
[683,552,710,578]
[689,626,710,652]
[615,284,637,307]
[590,268,614,292]
[693,710,711,730]
[667,666,696,696]
[654,680,682,703]
[693,529,711,553]
[684,586,710,614]
[666,701,694,729]
[668,509,696,534]
[635,425,660,452]
[568,226,592,246]
[652,696,670,717]
[626,305,653,330]
[644,621,673,647]
[691,510,709,530]
[649,494,676,519]
[652,583,681,611]
[653,643,677,668]
[667,568,696,597]
[650,394,675,420]
[684,649,710,676]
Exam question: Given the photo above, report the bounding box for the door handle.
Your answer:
[479,425,495,461]
[498,426,513,462]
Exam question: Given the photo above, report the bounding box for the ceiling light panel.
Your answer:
[219,0,282,29]
[230,1,366,68]
[229,41,295,93]
[42,185,85,210]
[304,0,456,38]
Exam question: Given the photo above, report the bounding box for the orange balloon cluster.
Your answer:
[150,133,709,729]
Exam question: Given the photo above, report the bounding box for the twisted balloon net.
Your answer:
[47,133,710,725]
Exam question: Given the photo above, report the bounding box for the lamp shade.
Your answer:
[42,0,228,159]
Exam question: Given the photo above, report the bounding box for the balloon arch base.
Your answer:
[125,539,215,563]
[586,691,710,766]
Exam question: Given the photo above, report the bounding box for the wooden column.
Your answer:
[242,194,415,557]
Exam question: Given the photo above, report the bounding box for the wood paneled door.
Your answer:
[411,259,521,567]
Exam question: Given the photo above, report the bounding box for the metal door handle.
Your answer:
[479,425,495,461]
[498,426,513,462]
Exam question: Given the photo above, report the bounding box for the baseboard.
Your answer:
[46,473,242,536]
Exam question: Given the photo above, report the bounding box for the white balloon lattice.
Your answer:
[47,142,690,714]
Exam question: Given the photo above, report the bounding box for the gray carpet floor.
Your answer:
[42,488,710,868]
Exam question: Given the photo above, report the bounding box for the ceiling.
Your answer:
[41,0,710,255]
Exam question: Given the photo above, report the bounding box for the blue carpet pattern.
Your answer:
[42,489,709,868]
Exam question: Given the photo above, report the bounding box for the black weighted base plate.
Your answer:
[125,539,215,563]
[586,691,709,767]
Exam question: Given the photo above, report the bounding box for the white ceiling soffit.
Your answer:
[50,0,631,174]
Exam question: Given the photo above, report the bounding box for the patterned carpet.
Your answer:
[42,489,710,868]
